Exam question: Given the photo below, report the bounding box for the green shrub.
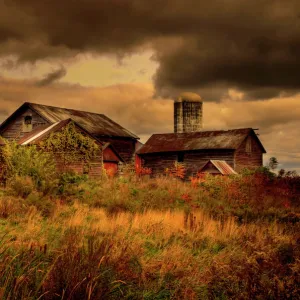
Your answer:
[58,172,88,196]
[8,176,34,198]
[27,192,55,217]
[0,140,58,193]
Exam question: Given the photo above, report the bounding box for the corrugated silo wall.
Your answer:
[174,101,202,133]
[182,101,202,132]
[174,102,183,133]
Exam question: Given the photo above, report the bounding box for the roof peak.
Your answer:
[151,128,254,136]
[25,102,105,116]
[21,102,139,139]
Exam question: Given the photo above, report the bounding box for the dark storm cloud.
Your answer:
[36,66,67,86]
[2,0,300,99]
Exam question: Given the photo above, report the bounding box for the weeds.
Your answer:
[0,166,299,299]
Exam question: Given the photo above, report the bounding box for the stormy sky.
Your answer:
[0,0,300,172]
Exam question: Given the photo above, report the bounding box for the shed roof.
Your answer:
[137,128,266,154]
[200,160,238,175]
[0,102,139,139]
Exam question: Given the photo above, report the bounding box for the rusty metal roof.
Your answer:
[25,102,138,139]
[137,128,266,154]
[200,160,238,175]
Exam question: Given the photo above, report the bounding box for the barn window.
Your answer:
[246,137,252,153]
[22,115,32,132]
[178,153,184,162]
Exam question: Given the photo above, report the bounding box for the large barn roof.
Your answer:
[137,128,266,154]
[0,102,139,139]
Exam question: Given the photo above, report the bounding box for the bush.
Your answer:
[27,193,55,217]
[8,176,35,198]
[0,140,58,194]
[58,172,88,197]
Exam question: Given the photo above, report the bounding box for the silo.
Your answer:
[174,92,203,133]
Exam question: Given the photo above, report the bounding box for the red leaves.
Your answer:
[181,193,192,203]
[136,166,152,176]
[165,162,186,179]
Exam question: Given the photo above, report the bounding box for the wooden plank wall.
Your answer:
[140,150,235,179]
[184,150,235,178]
[51,150,103,178]
[141,153,178,176]
[96,137,136,163]
[234,134,263,172]
[1,108,49,141]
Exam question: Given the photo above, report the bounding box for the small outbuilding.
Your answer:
[198,160,237,175]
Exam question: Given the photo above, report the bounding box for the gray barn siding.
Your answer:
[234,134,263,172]
[54,151,103,177]
[184,150,235,177]
[96,136,136,163]
[140,150,235,178]
[1,108,49,141]
[141,153,178,176]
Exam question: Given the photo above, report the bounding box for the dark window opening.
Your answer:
[23,115,33,132]
[178,153,184,162]
[24,115,32,125]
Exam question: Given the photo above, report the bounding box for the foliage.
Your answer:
[0,199,299,299]
[40,122,100,171]
[268,156,279,170]
[0,138,11,183]
[136,166,152,176]
[165,161,186,179]
[0,148,300,298]
[0,139,57,193]
[57,171,89,197]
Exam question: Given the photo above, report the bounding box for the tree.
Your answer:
[268,157,278,170]
[0,137,57,190]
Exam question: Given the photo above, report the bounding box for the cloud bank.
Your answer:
[1,1,300,99]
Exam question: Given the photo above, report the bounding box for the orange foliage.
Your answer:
[165,162,186,179]
[190,172,207,187]
[136,166,152,176]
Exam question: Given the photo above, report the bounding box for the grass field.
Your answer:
[0,171,299,299]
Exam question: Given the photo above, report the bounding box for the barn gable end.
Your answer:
[234,130,266,172]
[0,104,50,141]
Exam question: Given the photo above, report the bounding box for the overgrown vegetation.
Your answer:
[40,122,100,172]
[0,138,57,194]
[0,142,299,299]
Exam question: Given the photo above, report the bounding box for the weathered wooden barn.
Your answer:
[0,102,139,164]
[136,128,266,178]
[16,118,123,177]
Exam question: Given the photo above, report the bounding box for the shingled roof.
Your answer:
[0,102,139,139]
[137,128,266,154]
